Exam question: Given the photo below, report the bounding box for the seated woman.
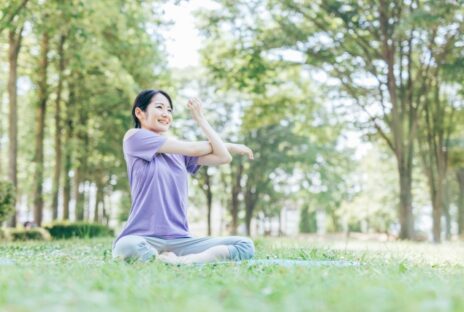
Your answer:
[112,89,255,264]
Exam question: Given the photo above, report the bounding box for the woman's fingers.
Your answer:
[186,98,205,122]
[187,98,202,110]
[248,148,254,160]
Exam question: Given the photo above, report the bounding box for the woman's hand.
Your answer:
[187,97,205,123]
[231,143,254,160]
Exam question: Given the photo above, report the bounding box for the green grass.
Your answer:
[0,237,463,312]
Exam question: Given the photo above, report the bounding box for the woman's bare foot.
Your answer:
[158,251,177,263]
[158,252,194,265]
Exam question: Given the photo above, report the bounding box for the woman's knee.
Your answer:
[230,236,255,260]
[112,235,157,262]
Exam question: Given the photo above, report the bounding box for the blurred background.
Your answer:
[0,0,463,243]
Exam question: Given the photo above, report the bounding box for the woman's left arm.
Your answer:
[225,143,254,160]
[195,142,254,166]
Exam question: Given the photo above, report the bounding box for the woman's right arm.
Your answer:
[158,138,212,156]
[161,97,232,165]
[124,128,213,157]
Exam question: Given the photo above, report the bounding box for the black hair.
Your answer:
[131,89,173,128]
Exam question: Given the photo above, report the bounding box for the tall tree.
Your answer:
[6,25,24,227]
[51,33,66,221]
[418,77,456,243]
[32,31,50,226]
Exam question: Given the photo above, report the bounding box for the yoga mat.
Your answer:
[242,259,361,267]
[0,258,15,266]
[202,259,361,267]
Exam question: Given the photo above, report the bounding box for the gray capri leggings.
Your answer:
[112,235,255,263]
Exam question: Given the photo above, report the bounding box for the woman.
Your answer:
[112,89,255,264]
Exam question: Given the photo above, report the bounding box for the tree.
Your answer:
[6,24,24,227]
[32,30,50,227]
[199,0,464,240]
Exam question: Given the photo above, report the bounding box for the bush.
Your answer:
[9,228,51,241]
[45,222,114,239]
[0,180,15,223]
[0,228,10,241]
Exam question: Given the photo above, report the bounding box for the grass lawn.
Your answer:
[0,236,463,311]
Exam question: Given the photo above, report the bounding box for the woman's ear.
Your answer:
[135,107,145,122]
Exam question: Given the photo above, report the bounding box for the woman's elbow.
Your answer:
[221,154,233,164]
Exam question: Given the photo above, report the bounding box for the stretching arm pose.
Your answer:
[127,95,253,164]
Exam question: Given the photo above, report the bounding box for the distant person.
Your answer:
[112,90,255,264]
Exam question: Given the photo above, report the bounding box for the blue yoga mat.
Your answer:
[243,259,361,267]
[205,259,361,267]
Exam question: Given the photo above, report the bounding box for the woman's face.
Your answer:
[137,93,173,134]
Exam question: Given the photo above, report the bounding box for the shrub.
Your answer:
[0,180,15,223]
[0,227,10,241]
[45,222,114,239]
[9,228,51,241]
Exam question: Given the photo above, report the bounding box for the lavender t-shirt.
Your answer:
[115,128,201,243]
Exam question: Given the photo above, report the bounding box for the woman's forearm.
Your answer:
[197,118,232,162]
[224,143,239,154]
[191,142,236,157]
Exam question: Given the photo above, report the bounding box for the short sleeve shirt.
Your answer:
[115,128,201,243]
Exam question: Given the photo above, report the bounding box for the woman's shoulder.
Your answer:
[123,128,142,142]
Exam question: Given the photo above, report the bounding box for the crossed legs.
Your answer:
[112,235,255,264]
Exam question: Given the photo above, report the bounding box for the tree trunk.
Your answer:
[94,178,104,223]
[244,187,258,236]
[420,76,449,243]
[398,167,414,239]
[74,96,88,221]
[51,34,66,221]
[457,169,464,236]
[230,160,243,234]
[62,84,75,220]
[443,180,451,241]
[103,191,111,226]
[74,169,84,221]
[85,181,91,221]
[201,167,213,236]
[33,32,49,227]
[431,184,443,243]
[7,27,23,227]
[380,0,418,240]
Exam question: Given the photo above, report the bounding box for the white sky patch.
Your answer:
[161,1,218,69]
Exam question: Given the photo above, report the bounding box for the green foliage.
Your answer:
[299,205,317,233]
[0,180,15,223]
[9,228,51,241]
[45,222,114,239]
